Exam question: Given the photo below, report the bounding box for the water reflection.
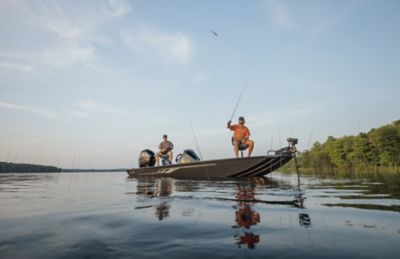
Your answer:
[303,172,400,213]
[135,178,173,220]
[2,172,400,258]
[294,185,312,228]
[133,176,312,250]
[232,184,260,249]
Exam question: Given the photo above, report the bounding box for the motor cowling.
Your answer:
[176,149,201,164]
[138,149,156,168]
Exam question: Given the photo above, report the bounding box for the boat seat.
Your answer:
[161,154,172,166]
[231,137,248,158]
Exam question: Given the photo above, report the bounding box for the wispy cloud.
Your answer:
[0,62,45,79]
[40,43,96,67]
[193,72,209,83]
[103,0,132,17]
[312,0,364,34]
[246,108,312,128]
[65,110,91,119]
[66,100,133,119]
[266,0,295,30]
[0,101,62,120]
[0,100,132,121]
[121,26,194,63]
[0,0,119,74]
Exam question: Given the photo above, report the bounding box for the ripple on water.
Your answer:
[0,172,399,258]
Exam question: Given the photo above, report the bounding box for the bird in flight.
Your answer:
[210,30,218,37]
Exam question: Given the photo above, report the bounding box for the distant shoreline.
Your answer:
[0,162,126,173]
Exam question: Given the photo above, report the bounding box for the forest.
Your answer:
[292,119,400,173]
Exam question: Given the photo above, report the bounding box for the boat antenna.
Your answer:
[229,78,248,122]
[190,122,203,160]
[307,122,316,149]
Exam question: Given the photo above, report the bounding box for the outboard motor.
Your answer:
[138,149,156,168]
[176,149,201,164]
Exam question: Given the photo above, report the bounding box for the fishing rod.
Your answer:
[190,122,203,160]
[229,79,248,122]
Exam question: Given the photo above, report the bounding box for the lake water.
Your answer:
[1,171,400,258]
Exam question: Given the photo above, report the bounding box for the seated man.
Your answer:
[156,134,174,166]
[227,116,254,158]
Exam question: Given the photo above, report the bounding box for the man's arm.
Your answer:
[227,120,232,129]
[244,127,250,141]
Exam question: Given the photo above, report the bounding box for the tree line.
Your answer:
[294,119,400,173]
[0,162,61,173]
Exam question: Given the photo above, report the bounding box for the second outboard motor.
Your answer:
[176,149,201,164]
[138,149,156,168]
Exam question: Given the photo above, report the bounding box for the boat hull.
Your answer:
[127,154,293,178]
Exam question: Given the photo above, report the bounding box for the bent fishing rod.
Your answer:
[229,79,248,123]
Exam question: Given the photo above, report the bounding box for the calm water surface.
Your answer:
[1,171,400,258]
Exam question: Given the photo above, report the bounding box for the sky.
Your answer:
[0,0,399,169]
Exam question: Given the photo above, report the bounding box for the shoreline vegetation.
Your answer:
[284,119,400,174]
[0,162,61,173]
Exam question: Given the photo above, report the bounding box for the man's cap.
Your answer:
[163,134,168,138]
[239,116,245,121]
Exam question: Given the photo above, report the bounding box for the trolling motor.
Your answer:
[287,138,298,152]
[268,138,298,155]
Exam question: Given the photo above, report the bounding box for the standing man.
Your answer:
[156,134,174,166]
[227,116,254,158]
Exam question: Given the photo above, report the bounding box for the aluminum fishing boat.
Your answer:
[127,138,297,178]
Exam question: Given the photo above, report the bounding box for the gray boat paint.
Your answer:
[127,154,293,178]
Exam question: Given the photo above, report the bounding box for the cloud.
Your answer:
[122,26,194,63]
[193,73,209,83]
[103,0,132,17]
[246,108,312,128]
[0,62,43,78]
[0,100,131,121]
[65,110,91,118]
[71,100,133,118]
[40,43,96,67]
[266,0,295,30]
[0,0,115,72]
[312,0,364,34]
[0,101,62,120]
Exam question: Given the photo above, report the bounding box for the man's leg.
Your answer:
[246,140,254,157]
[234,141,239,158]
[168,151,173,161]
[156,152,161,166]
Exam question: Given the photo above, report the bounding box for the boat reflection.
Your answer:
[294,179,312,228]
[133,175,311,248]
[233,183,260,249]
[135,177,173,221]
